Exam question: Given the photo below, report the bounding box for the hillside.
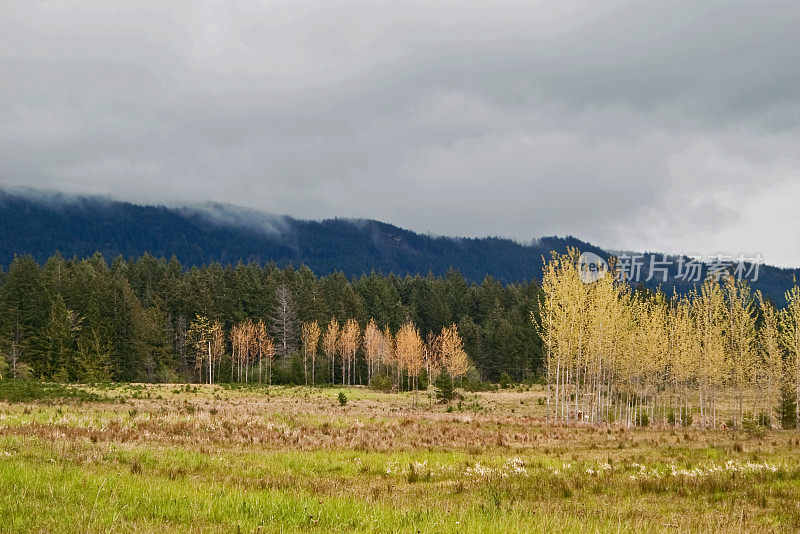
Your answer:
[1,189,796,302]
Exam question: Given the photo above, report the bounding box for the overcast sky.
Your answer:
[2,1,800,266]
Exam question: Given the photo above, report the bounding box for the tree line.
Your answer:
[536,250,800,429]
[0,253,542,385]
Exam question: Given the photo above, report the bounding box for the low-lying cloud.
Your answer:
[1,1,799,265]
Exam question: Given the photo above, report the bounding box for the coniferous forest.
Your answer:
[0,253,542,385]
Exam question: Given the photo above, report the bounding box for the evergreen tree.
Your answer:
[42,295,82,381]
[435,371,454,402]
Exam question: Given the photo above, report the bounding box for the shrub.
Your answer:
[725,418,736,430]
[417,368,429,391]
[463,377,490,392]
[2,361,32,380]
[369,373,394,392]
[742,412,766,438]
[498,372,512,389]
[0,380,107,403]
[435,371,454,402]
[289,353,306,384]
[406,463,419,483]
[338,392,347,406]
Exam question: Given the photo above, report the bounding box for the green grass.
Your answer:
[3,435,799,532]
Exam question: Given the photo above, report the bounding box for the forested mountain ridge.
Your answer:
[0,189,605,282]
[0,188,798,303]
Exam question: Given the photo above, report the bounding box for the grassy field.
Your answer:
[1,382,800,532]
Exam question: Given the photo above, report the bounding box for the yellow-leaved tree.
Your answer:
[301,320,321,386]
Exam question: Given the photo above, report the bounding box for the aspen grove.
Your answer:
[208,314,469,396]
[535,249,800,430]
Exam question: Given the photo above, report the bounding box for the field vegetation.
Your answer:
[1,382,799,533]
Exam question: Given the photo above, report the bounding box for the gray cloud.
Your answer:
[2,0,800,265]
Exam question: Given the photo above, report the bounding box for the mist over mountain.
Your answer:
[1,188,797,303]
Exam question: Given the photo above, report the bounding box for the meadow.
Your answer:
[1,382,799,533]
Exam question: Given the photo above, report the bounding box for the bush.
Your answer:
[417,368,429,391]
[498,372,512,389]
[338,392,347,406]
[725,418,736,430]
[0,380,107,403]
[289,352,306,384]
[270,364,293,386]
[463,377,491,392]
[459,369,494,392]
[406,463,419,483]
[435,371,454,402]
[1,361,32,380]
[369,373,394,392]
[742,412,766,438]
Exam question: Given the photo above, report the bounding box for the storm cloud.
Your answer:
[2,1,799,265]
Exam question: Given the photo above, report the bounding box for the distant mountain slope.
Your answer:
[1,189,797,303]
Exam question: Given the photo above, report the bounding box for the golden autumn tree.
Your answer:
[396,321,424,406]
[244,320,254,383]
[322,318,340,385]
[255,319,269,384]
[262,333,276,386]
[229,323,242,383]
[363,318,383,386]
[338,319,361,386]
[188,315,213,384]
[424,330,441,407]
[301,320,321,386]
[695,278,727,427]
[382,325,397,389]
[724,276,757,427]
[757,291,783,424]
[781,280,800,429]
[230,320,256,383]
[439,324,469,385]
[211,320,225,384]
[670,293,700,427]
